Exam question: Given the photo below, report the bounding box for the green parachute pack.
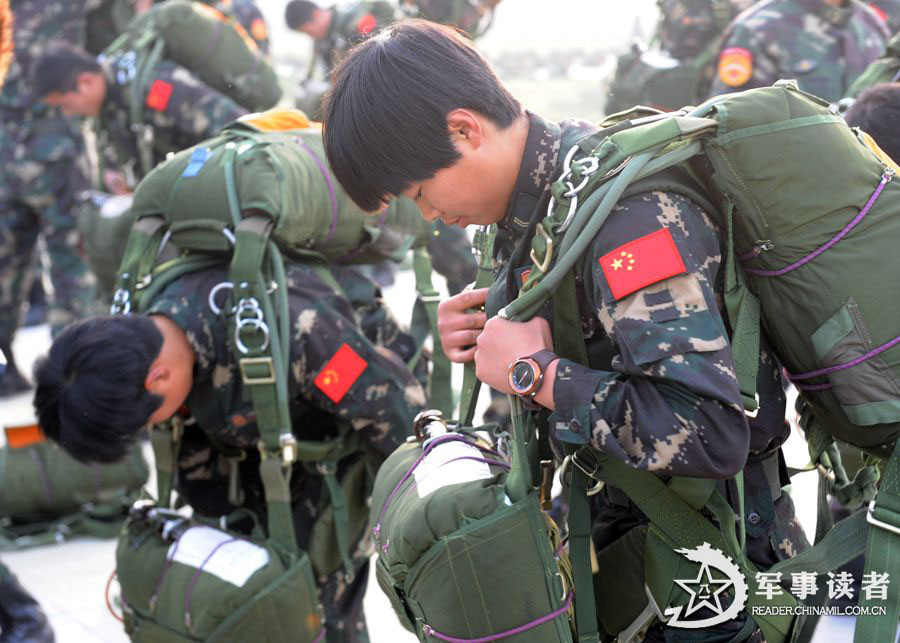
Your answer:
[100,0,282,177]
[0,423,148,549]
[488,81,900,642]
[112,109,449,641]
[605,0,736,114]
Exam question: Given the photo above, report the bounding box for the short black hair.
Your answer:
[29,42,101,99]
[33,315,164,464]
[846,83,900,165]
[322,19,521,211]
[285,0,319,29]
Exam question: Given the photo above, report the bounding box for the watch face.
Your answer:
[511,361,536,393]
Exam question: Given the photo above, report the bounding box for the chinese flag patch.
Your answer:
[718,47,753,87]
[314,343,368,403]
[5,424,46,449]
[599,228,686,301]
[146,79,174,111]
[356,13,377,34]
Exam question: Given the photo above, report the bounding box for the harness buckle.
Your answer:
[239,356,276,385]
[279,434,297,465]
[866,500,900,536]
[529,224,554,274]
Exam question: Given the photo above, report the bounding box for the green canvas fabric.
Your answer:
[117,512,323,642]
[128,117,429,266]
[846,30,900,98]
[0,440,147,521]
[106,0,281,112]
[369,436,573,641]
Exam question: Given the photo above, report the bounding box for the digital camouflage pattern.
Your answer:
[96,53,247,186]
[145,262,426,640]
[0,1,101,349]
[313,1,395,73]
[486,112,807,639]
[708,0,889,101]
[657,0,755,60]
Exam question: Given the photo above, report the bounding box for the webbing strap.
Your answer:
[128,37,165,178]
[228,215,299,555]
[319,463,355,580]
[411,248,453,416]
[568,465,600,643]
[588,449,796,642]
[723,202,761,412]
[149,420,182,508]
[854,440,900,642]
[458,225,496,426]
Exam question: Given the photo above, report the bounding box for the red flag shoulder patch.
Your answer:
[356,13,377,34]
[146,79,174,111]
[599,228,686,301]
[314,343,368,403]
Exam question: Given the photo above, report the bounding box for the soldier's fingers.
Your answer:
[440,329,482,351]
[445,345,478,363]
[439,287,489,316]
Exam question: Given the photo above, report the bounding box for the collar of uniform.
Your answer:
[793,0,853,25]
[496,111,562,246]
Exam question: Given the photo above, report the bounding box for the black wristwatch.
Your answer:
[508,349,558,403]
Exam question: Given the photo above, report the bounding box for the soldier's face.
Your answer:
[43,73,105,117]
[400,109,514,228]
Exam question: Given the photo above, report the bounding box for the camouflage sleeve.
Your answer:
[288,292,426,457]
[19,114,96,333]
[143,62,247,149]
[707,19,775,97]
[550,191,750,478]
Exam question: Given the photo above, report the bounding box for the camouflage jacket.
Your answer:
[708,0,889,102]
[4,0,105,108]
[314,1,395,72]
[486,113,806,572]
[657,0,756,60]
[96,54,247,185]
[846,28,900,95]
[203,0,270,53]
[145,262,426,522]
[868,0,900,31]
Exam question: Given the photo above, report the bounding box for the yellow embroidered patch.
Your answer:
[718,47,753,87]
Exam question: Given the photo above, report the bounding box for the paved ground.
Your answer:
[0,268,868,642]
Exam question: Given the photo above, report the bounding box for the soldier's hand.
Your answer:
[474,316,553,393]
[436,287,489,363]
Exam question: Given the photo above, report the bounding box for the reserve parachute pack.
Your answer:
[370,409,574,642]
[500,81,900,641]
[100,0,282,176]
[112,109,445,641]
[0,423,148,549]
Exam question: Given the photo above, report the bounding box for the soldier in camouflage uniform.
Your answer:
[31,42,247,190]
[606,0,755,114]
[202,0,270,53]
[322,20,809,640]
[399,0,502,39]
[33,262,426,641]
[708,0,889,102]
[0,0,114,397]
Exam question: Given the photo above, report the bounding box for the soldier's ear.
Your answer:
[446,109,482,151]
[144,364,170,394]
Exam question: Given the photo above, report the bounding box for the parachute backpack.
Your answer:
[100,0,282,177]
[0,422,148,550]
[111,109,449,641]
[497,80,900,642]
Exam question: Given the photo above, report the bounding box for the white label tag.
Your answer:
[168,526,269,587]
[414,441,494,498]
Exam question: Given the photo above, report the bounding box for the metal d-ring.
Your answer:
[234,317,270,355]
[208,282,234,315]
